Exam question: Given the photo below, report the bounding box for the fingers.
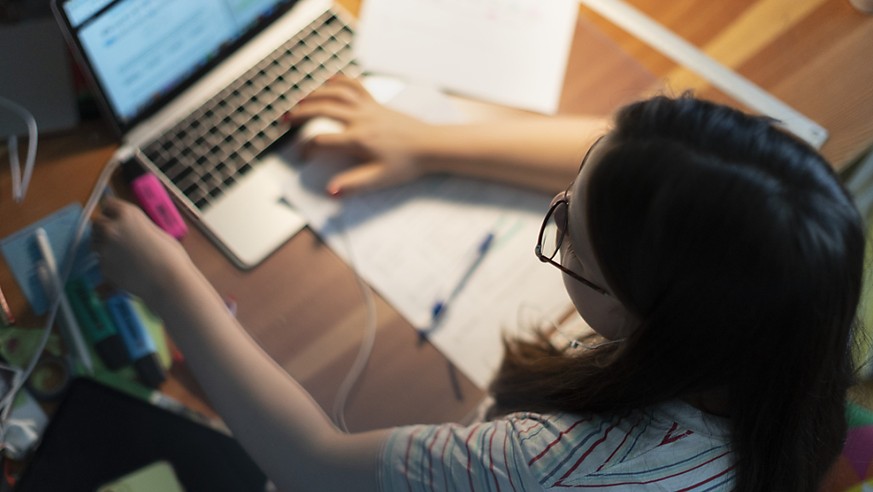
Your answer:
[323,75,371,98]
[90,198,185,298]
[99,195,124,218]
[285,102,354,126]
[90,215,110,251]
[325,161,413,197]
[301,81,367,106]
[92,197,125,246]
[91,198,146,248]
[325,163,386,197]
[282,77,372,125]
[304,132,366,157]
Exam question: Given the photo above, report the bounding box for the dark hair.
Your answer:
[490,95,865,492]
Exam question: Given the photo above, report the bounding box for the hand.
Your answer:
[91,197,192,305]
[284,76,435,196]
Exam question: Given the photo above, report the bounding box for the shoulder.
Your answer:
[379,401,734,491]
[509,401,735,490]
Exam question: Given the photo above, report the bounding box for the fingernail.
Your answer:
[281,112,292,123]
[326,184,343,198]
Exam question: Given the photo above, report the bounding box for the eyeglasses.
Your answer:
[534,136,610,297]
[535,198,610,296]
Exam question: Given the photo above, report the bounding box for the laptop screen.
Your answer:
[57,0,295,131]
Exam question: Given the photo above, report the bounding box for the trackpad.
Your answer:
[201,159,305,268]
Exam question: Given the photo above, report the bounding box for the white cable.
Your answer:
[329,216,379,433]
[516,303,623,352]
[0,96,39,203]
[0,152,123,445]
[9,136,20,198]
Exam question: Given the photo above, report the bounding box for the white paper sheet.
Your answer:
[285,166,573,389]
[279,83,573,388]
[354,0,579,115]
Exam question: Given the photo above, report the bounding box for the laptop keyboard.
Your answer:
[142,10,359,210]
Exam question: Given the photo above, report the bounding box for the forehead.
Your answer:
[567,135,613,249]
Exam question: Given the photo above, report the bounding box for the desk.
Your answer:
[578,0,873,170]
[1,0,872,433]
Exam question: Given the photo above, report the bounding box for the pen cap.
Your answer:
[121,158,146,183]
[93,336,130,370]
[122,160,188,240]
[133,354,166,388]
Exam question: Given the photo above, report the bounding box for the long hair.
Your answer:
[490,95,865,491]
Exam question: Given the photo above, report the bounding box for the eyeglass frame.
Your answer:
[534,137,611,297]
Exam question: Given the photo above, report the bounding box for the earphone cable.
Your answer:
[329,215,378,433]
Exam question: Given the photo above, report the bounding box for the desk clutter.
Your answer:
[0,204,170,386]
[0,204,193,475]
[0,199,269,490]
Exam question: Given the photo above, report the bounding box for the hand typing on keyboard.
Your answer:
[283,76,435,197]
[291,115,346,147]
[140,11,358,210]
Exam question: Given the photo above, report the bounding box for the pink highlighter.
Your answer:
[123,161,188,240]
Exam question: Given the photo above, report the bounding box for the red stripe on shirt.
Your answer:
[660,422,693,446]
[519,419,542,435]
[426,427,444,492]
[528,417,590,466]
[465,423,482,491]
[488,425,501,492]
[503,422,519,492]
[554,422,619,484]
[596,422,636,472]
[439,426,453,491]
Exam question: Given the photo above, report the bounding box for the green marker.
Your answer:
[65,279,129,370]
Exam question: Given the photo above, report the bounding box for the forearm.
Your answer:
[148,259,384,491]
[418,116,608,192]
[288,76,609,195]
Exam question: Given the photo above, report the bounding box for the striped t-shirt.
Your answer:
[379,400,734,491]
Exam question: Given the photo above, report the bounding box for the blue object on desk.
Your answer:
[105,294,166,388]
[430,232,495,323]
[0,203,94,315]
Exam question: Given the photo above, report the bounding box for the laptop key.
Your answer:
[138,10,356,212]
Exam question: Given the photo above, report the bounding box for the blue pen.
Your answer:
[431,232,495,322]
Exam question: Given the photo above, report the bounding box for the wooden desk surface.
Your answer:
[579,0,873,170]
[1,0,871,432]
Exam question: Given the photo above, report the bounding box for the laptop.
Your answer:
[52,0,360,268]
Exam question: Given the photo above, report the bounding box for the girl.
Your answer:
[94,80,864,491]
